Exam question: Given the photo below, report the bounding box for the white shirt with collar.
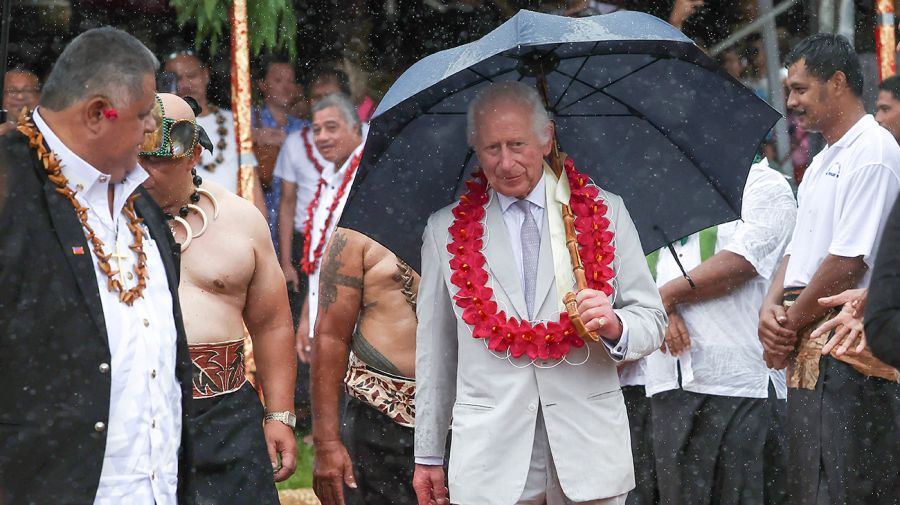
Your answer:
[34,110,182,505]
[495,173,629,359]
[784,114,900,289]
[275,123,370,232]
[196,108,240,193]
[642,161,796,399]
[305,141,366,340]
[274,127,333,230]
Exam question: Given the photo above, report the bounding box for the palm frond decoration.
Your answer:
[169,0,297,57]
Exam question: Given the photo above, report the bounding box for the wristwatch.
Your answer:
[264,411,297,429]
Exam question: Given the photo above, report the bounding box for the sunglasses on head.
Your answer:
[140,95,200,158]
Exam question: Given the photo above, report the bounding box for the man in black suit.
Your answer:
[0,27,193,504]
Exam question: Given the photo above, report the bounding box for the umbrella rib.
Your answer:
[555,58,660,114]
[418,65,504,116]
[557,77,736,212]
[454,149,476,193]
[550,58,736,211]
[552,42,599,111]
[466,66,497,83]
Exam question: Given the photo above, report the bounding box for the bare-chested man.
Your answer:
[139,93,297,504]
[312,227,419,505]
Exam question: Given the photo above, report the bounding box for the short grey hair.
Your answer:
[311,92,361,134]
[466,81,552,146]
[40,27,159,111]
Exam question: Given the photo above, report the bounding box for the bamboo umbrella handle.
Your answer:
[562,205,600,342]
[536,70,600,343]
[564,292,599,342]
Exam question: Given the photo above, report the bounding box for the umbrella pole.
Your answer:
[536,71,600,342]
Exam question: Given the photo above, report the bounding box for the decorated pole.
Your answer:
[230,0,258,201]
[876,0,896,81]
[229,0,259,386]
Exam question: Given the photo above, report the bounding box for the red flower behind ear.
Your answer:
[103,108,119,120]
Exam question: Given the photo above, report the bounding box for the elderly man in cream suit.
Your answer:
[412,82,666,505]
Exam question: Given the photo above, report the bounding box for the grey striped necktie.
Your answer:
[515,199,540,319]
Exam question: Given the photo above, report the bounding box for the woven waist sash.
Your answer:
[783,288,900,390]
[344,353,416,428]
[190,338,248,399]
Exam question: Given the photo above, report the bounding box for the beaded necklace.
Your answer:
[202,105,228,173]
[163,169,220,252]
[18,115,149,305]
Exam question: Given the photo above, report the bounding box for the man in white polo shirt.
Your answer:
[759,34,900,505]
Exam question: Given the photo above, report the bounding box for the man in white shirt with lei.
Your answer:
[294,93,365,354]
[0,27,193,505]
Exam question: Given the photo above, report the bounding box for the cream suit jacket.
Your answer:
[415,186,666,505]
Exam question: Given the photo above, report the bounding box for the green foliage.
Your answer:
[169,0,297,58]
[276,431,314,490]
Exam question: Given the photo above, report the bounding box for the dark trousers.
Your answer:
[786,357,900,505]
[341,396,417,505]
[650,385,788,505]
[623,385,659,505]
[188,382,280,505]
[289,231,312,428]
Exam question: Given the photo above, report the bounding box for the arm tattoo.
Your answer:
[319,232,363,315]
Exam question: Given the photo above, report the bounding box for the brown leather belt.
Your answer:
[190,338,247,399]
[344,353,415,428]
[784,288,900,390]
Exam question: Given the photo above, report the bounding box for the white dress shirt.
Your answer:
[784,115,900,289]
[274,127,333,230]
[34,110,182,505]
[275,123,370,232]
[196,108,240,193]
[305,142,366,340]
[640,162,796,399]
[495,174,629,359]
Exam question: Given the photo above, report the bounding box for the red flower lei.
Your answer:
[300,151,362,274]
[300,127,325,175]
[448,158,616,360]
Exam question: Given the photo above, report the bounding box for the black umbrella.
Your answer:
[340,9,781,271]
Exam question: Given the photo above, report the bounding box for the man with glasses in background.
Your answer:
[163,49,268,218]
[1,66,41,135]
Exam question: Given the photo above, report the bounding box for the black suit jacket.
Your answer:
[866,195,900,368]
[0,130,194,504]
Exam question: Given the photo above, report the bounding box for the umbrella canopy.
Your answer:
[340,9,782,271]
